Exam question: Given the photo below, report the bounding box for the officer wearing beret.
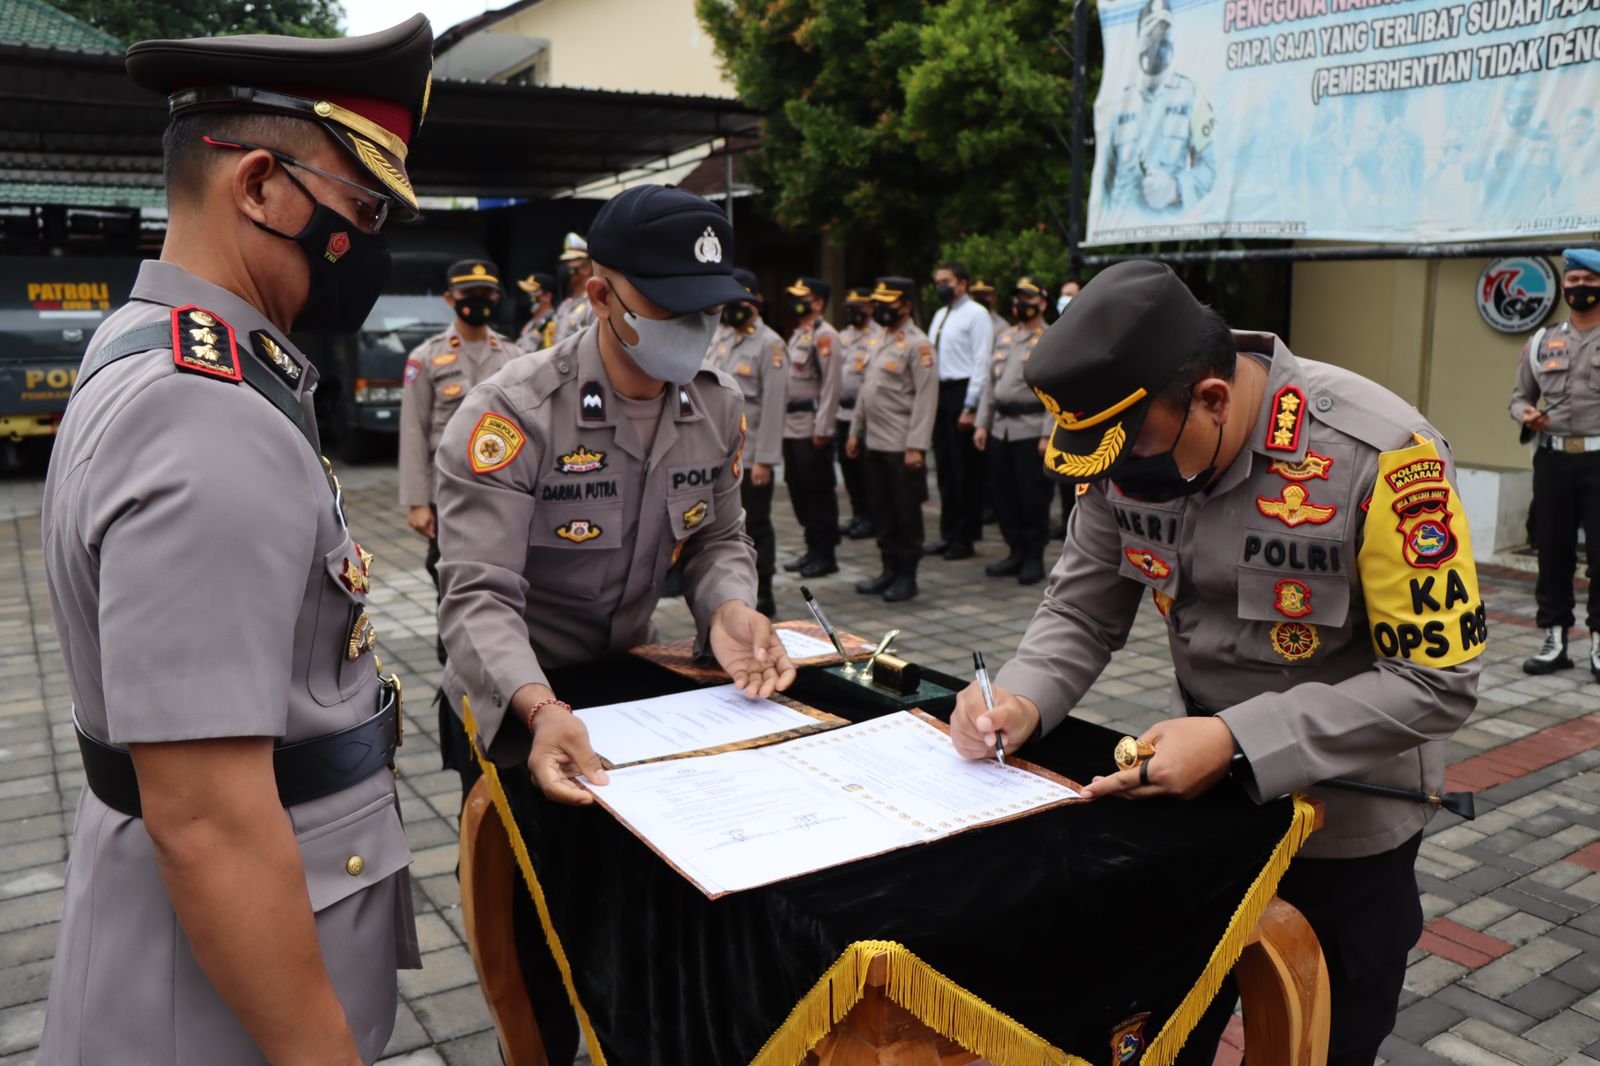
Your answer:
[848,277,940,602]
[399,259,523,631]
[517,270,558,349]
[550,231,595,345]
[952,262,1484,1065]
[1511,248,1600,680]
[704,267,789,615]
[39,16,431,1063]
[973,277,1054,585]
[435,185,795,1059]
[781,276,844,578]
[836,285,882,539]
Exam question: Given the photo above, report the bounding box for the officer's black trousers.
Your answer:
[987,435,1052,555]
[1179,832,1424,1066]
[835,415,868,520]
[932,378,983,544]
[1532,446,1600,630]
[783,435,840,553]
[741,468,776,581]
[865,448,928,563]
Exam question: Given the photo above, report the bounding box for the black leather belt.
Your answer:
[838,399,856,411]
[76,676,402,818]
[787,399,818,413]
[996,401,1046,417]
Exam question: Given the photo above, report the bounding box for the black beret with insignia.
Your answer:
[126,14,433,220]
[1024,260,1205,484]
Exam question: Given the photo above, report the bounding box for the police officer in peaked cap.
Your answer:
[952,261,1485,1065]
[39,15,432,1063]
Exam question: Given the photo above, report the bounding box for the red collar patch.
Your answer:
[1265,384,1306,453]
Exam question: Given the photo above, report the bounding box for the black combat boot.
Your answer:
[799,550,839,578]
[985,551,1023,578]
[782,550,815,573]
[856,554,896,595]
[1017,550,1046,586]
[883,558,919,603]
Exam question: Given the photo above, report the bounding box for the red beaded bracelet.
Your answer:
[522,697,571,732]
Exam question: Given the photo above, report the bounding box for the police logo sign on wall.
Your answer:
[1477,257,1557,333]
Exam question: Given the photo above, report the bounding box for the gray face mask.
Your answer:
[606,287,719,385]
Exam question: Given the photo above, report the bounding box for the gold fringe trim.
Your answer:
[749,939,1091,1066]
[461,696,610,1066]
[1139,794,1320,1066]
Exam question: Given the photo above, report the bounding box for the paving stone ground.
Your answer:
[1,450,1597,1066]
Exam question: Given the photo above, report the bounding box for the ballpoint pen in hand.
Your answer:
[973,651,1004,766]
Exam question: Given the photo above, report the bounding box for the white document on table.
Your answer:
[585,711,1080,897]
[775,628,842,660]
[573,684,824,766]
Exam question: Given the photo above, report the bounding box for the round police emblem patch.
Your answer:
[1477,257,1557,333]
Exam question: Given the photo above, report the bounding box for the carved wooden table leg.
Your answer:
[460,776,549,1066]
[1235,897,1330,1066]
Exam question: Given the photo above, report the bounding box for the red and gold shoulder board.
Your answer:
[1265,385,1305,453]
[170,306,241,382]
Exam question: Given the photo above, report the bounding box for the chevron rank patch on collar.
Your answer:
[580,381,606,421]
[171,306,241,382]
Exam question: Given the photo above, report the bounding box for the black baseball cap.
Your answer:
[126,15,432,220]
[731,267,763,303]
[1024,261,1206,484]
[586,185,746,315]
[447,259,502,292]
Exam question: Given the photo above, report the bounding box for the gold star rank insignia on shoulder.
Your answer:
[469,412,525,474]
[1265,385,1306,452]
[170,306,241,382]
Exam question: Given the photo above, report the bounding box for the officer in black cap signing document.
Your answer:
[950,261,1484,1065]
[39,15,431,1063]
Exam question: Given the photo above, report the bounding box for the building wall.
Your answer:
[490,0,733,97]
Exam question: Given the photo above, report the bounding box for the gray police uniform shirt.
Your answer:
[398,324,521,508]
[39,261,418,1065]
[838,321,882,412]
[784,318,843,439]
[435,324,758,765]
[1509,320,1600,438]
[999,335,1485,861]
[976,321,1053,442]
[705,319,789,467]
[850,322,940,454]
[551,293,594,346]
[519,308,555,350]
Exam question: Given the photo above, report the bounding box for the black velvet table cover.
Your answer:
[483,660,1313,1066]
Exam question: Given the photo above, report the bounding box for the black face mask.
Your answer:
[454,296,496,327]
[872,303,901,327]
[1565,285,1600,312]
[253,167,390,335]
[935,283,956,305]
[723,304,754,327]
[1111,396,1224,503]
[846,307,869,327]
[790,299,811,319]
[1013,301,1041,321]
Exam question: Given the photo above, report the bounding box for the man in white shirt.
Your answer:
[927,262,994,560]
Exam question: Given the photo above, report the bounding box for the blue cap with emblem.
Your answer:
[1564,248,1600,276]
[586,184,746,315]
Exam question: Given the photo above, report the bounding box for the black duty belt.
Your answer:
[76,676,402,818]
[996,401,1046,417]
[837,398,856,411]
[787,399,818,413]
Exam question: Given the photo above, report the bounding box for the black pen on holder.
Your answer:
[973,651,1004,766]
[800,586,851,664]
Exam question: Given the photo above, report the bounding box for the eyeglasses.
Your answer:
[202,135,392,233]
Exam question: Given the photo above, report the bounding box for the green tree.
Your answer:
[698,0,1073,286]
[55,0,344,41]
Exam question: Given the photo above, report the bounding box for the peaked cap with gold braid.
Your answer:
[126,14,433,220]
[1024,260,1208,483]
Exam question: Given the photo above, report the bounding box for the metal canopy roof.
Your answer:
[0,42,761,203]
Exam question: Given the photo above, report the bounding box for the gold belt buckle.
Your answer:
[1565,436,1586,455]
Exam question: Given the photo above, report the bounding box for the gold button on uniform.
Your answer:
[345,856,365,877]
